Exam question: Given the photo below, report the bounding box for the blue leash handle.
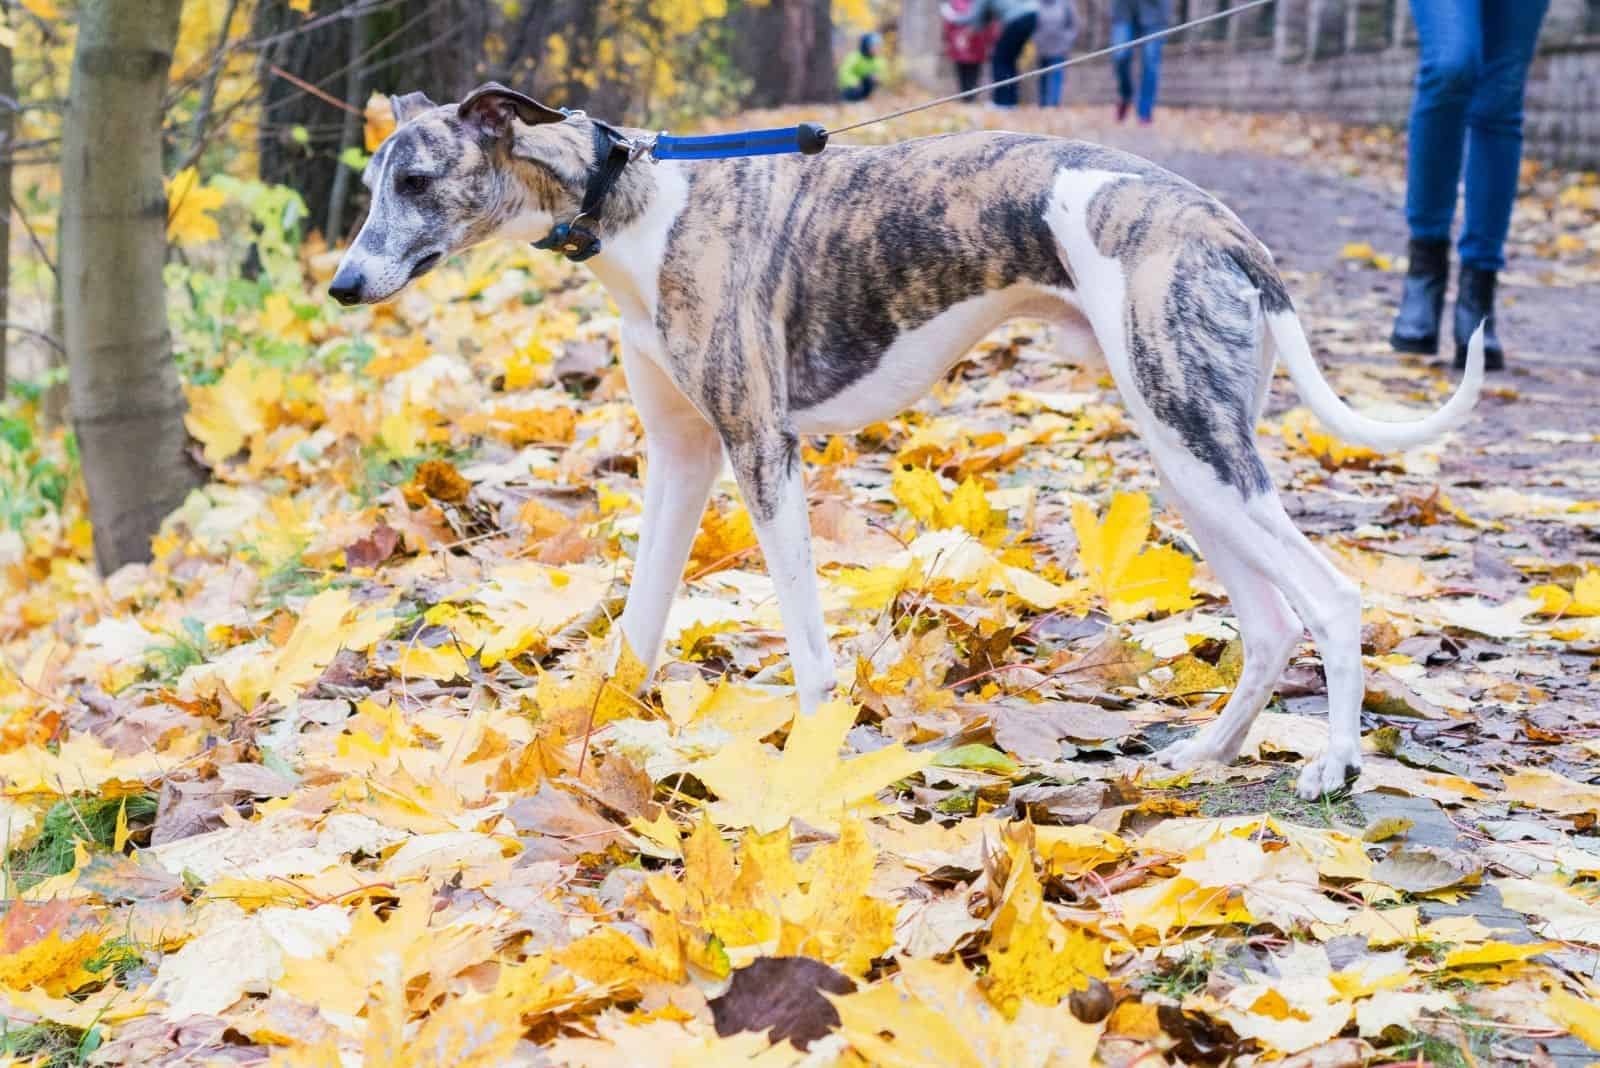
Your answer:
[651,122,828,161]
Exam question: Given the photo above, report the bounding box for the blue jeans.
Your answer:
[1405,0,1549,271]
[992,13,1037,107]
[1111,19,1163,120]
[1039,57,1066,106]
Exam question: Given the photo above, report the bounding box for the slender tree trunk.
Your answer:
[62,0,202,573]
[0,12,12,401]
[181,0,243,170]
[325,6,366,241]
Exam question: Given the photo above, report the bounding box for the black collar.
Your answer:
[533,120,636,263]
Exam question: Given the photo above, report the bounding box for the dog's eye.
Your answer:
[398,174,431,196]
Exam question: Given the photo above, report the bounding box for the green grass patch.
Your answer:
[5,794,158,892]
[144,618,211,683]
[1133,946,1216,999]
[1181,768,1364,829]
[1380,1024,1496,1068]
[0,1022,100,1067]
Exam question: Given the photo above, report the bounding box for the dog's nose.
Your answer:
[328,268,364,307]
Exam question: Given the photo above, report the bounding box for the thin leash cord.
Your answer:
[826,0,1277,138]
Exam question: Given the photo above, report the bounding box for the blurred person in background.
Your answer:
[1110,0,1169,124]
[941,0,1040,108]
[839,31,887,101]
[1390,0,1551,371]
[943,0,1000,97]
[1035,0,1079,107]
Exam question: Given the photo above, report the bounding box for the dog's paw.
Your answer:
[796,678,838,716]
[1154,733,1237,772]
[1295,748,1362,801]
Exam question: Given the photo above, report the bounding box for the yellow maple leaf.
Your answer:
[533,634,648,729]
[830,957,1103,1068]
[260,292,313,345]
[265,587,398,706]
[1071,492,1196,622]
[166,166,227,246]
[690,698,930,832]
[1502,765,1600,816]
[0,901,107,997]
[276,887,491,1018]
[662,815,893,975]
[19,0,59,19]
[1529,566,1600,618]
[363,91,397,150]
[555,923,685,991]
[1441,939,1557,969]
[984,837,1107,1018]
[392,641,472,681]
[778,820,897,975]
[184,358,285,464]
[892,466,998,537]
[1278,407,1381,468]
[1546,989,1600,1052]
[363,972,525,1068]
[689,502,758,574]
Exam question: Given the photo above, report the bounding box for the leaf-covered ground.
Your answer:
[2,104,1599,1067]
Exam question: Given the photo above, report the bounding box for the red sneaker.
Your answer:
[1115,100,1131,122]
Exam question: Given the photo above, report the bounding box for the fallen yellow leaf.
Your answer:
[1071,491,1196,622]
[690,699,930,832]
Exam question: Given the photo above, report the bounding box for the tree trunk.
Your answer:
[61,0,202,573]
[734,0,836,109]
[324,6,367,241]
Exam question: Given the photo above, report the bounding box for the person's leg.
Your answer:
[1137,35,1163,121]
[1404,0,1482,245]
[1458,0,1549,272]
[1451,0,1549,367]
[1039,58,1064,106]
[957,60,981,96]
[992,14,1037,107]
[1111,19,1135,118]
[1392,0,1482,356]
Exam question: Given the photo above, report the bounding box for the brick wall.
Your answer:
[898,0,1600,169]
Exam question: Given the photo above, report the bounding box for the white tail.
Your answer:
[1265,308,1484,451]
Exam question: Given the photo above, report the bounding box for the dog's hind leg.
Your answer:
[722,426,836,714]
[1046,171,1362,798]
[1151,465,1363,798]
[1152,479,1303,770]
[618,343,724,673]
[1232,496,1365,800]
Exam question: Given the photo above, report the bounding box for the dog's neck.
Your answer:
[503,118,677,321]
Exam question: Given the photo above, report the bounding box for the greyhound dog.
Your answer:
[329,84,1483,799]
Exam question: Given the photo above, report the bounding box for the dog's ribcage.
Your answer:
[642,132,1289,497]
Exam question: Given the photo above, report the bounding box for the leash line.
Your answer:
[825,0,1277,138]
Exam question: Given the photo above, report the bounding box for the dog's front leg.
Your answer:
[722,427,836,714]
[617,346,723,673]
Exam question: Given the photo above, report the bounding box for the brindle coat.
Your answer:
[329,88,1483,800]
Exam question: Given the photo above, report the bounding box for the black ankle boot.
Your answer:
[1390,238,1450,354]
[1454,265,1506,371]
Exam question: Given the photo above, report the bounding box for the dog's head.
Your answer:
[328,83,595,305]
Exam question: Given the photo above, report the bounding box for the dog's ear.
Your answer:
[389,91,437,126]
[458,82,565,137]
